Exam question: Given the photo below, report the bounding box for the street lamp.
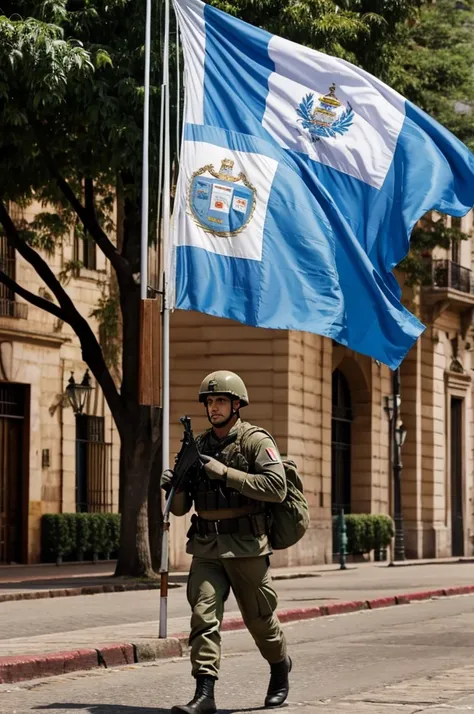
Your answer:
[395,421,407,448]
[391,367,406,562]
[66,370,93,415]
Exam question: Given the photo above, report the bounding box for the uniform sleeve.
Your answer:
[225,436,287,503]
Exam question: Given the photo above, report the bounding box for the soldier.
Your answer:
[163,370,291,714]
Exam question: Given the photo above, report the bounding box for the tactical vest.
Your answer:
[191,424,254,512]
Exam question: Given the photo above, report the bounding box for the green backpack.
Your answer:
[238,424,310,550]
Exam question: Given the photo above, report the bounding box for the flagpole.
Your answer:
[158,0,171,640]
[140,0,152,301]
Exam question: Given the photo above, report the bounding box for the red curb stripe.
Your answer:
[400,589,445,602]
[277,607,322,623]
[0,649,98,684]
[443,585,474,596]
[367,596,397,609]
[98,643,135,668]
[325,600,368,615]
[221,617,247,632]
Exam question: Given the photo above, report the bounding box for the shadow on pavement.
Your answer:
[34,705,265,713]
[0,577,118,591]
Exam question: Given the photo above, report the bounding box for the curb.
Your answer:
[2,584,474,685]
[0,581,181,604]
[0,574,321,604]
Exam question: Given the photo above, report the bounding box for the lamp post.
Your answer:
[384,368,407,562]
[66,370,93,513]
[66,370,93,415]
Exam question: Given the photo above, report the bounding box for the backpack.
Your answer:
[238,424,310,550]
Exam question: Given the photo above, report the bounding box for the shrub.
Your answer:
[41,513,121,563]
[333,513,394,557]
[41,514,75,564]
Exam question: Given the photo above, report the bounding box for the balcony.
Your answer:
[0,299,28,320]
[423,259,474,332]
[0,257,28,320]
[431,260,472,293]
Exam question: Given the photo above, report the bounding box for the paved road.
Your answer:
[2,595,474,713]
[2,562,474,640]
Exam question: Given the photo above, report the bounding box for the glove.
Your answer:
[160,469,174,492]
[201,455,228,480]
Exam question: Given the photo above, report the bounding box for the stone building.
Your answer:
[1,204,473,566]
[0,202,120,564]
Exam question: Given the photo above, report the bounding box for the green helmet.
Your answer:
[198,370,249,407]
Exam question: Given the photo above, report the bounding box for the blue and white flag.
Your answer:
[170,0,474,368]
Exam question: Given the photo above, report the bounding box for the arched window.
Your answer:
[331,369,352,516]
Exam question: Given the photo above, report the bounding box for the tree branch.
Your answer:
[20,108,131,283]
[44,155,131,283]
[0,270,65,320]
[0,200,128,434]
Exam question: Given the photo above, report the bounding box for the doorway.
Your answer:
[450,397,464,557]
[0,384,27,563]
[332,369,352,517]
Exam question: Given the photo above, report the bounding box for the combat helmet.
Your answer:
[198,370,249,407]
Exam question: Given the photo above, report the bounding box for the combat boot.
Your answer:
[171,675,217,714]
[264,656,292,707]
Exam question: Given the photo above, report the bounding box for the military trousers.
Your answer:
[186,555,287,679]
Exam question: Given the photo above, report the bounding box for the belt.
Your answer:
[193,513,267,537]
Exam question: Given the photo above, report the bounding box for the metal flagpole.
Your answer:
[140,0,153,301]
[158,0,171,640]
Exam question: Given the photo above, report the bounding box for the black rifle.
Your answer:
[159,416,201,638]
[165,416,201,496]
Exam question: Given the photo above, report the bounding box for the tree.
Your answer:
[0,0,168,577]
[388,0,474,282]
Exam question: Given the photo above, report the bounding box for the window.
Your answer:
[0,236,27,318]
[75,415,112,513]
[73,225,97,270]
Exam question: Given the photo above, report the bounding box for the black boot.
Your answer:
[264,656,292,708]
[171,675,217,714]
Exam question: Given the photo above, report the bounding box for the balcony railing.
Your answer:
[0,299,28,319]
[0,257,28,319]
[430,260,473,294]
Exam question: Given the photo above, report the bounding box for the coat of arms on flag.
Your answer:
[297,83,354,142]
[188,158,257,236]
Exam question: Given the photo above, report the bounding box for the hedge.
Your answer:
[41,513,121,564]
[333,513,394,558]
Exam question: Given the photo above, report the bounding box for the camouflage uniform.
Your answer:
[167,371,291,714]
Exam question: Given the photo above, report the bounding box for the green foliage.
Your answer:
[41,512,121,562]
[400,215,471,287]
[90,284,121,370]
[336,514,394,555]
[58,259,83,284]
[75,512,91,556]
[387,0,474,150]
[211,0,418,70]
[41,513,76,562]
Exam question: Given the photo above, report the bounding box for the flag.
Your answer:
[170,0,474,368]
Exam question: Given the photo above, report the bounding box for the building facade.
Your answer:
[1,206,473,566]
[0,202,120,564]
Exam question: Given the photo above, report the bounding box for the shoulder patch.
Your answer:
[265,447,280,463]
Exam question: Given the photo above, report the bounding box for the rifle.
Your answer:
[159,416,201,638]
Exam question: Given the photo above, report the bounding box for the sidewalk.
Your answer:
[0,555,472,599]
[1,559,474,684]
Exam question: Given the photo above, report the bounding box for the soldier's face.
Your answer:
[205,395,240,426]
